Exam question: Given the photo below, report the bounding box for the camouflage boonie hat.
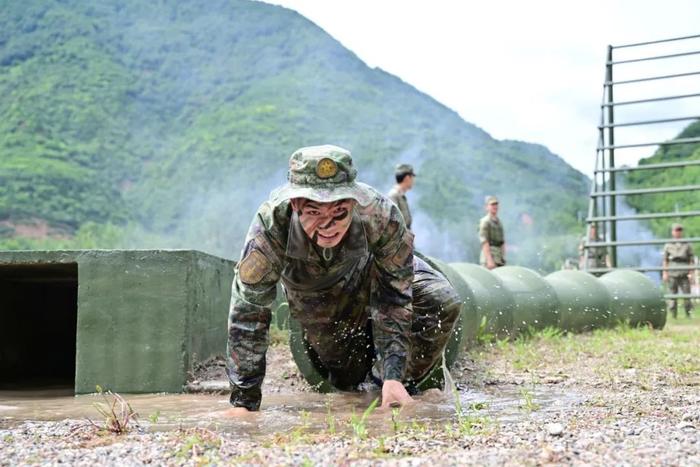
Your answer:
[269,145,374,206]
[485,195,499,205]
[395,163,416,177]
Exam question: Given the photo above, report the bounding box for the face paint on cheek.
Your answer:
[332,209,350,222]
[299,213,320,230]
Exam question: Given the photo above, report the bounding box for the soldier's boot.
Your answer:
[670,303,678,319]
[404,257,462,389]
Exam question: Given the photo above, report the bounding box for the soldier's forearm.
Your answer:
[227,290,273,411]
[372,304,411,381]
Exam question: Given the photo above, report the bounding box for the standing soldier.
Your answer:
[387,164,415,230]
[478,196,505,269]
[224,145,461,416]
[662,223,695,318]
[578,224,611,275]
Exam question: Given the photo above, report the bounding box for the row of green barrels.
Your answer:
[281,258,666,391]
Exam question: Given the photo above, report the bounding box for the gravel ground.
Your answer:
[2,320,699,466]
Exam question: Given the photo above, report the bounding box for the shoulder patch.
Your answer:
[239,249,272,285]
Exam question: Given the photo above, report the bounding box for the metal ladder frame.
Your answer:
[583,34,700,301]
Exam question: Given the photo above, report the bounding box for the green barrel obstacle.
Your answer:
[287,261,665,392]
[447,264,665,341]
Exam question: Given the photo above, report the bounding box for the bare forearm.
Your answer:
[481,242,493,262]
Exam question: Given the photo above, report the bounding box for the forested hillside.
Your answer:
[625,120,700,238]
[0,0,589,269]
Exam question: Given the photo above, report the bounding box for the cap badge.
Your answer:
[316,158,338,179]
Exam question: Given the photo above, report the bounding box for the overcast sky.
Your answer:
[263,0,700,175]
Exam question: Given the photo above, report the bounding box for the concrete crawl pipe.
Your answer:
[288,259,666,392]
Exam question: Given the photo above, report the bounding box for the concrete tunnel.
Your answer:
[0,250,234,394]
[0,262,79,389]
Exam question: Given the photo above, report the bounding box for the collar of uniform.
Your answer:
[285,209,369,263]
[392,185,407,196]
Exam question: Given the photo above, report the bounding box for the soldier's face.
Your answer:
[487,202,499,216]
[292,198,356,248]
[672,227,683,239]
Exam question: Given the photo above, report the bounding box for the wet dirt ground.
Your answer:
[0,384,583,437]
[1,320,699,465]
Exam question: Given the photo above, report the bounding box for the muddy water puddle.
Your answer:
[0,386,582,437]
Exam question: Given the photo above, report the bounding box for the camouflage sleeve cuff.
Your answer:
[229,386,262,411]
[383,354,407,382]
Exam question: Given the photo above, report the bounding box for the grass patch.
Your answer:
[349,398,379,440]
[269,326,290,346]
[475,319,700,386]
[87,386,138,435]
[174,428,222,463]
[519,387,540,412]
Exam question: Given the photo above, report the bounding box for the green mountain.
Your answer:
[625,120,700,239]
[0,0,589,269]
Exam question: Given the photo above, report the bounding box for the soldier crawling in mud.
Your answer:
[224,145,461,415]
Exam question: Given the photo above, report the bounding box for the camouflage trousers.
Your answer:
[301,256,461,389]
[668,274,693,316]
[479,246,505,268]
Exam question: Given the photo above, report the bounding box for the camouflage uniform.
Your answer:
[579,235,608,272]
[478,214,505,267]
[227,145,461,411]
[387,186,412,230]
[663,240,694,316]
[387,164,415,230]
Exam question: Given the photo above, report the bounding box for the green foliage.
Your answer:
[89,386,139,434]
[0,0,589,267]
[519,386,540,412]
[625,120,700,240]
[475,316,495,345]
[325,397,336,435]
[148,410,160,424]
[390,407,402,434]
[349,398,379,440]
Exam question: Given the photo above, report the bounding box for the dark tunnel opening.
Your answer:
[0,263,78,390]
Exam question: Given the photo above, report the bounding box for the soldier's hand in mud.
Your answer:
[486,259,496,270]
[381,380,414,409]
[221,407,255,417]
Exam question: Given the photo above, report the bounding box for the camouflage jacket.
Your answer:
[228,187,414,410]
[663,241,695,277]
[387,186,412,230]
[478,214,505,266]
[579,235,607,268]
[478,214,504,247]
